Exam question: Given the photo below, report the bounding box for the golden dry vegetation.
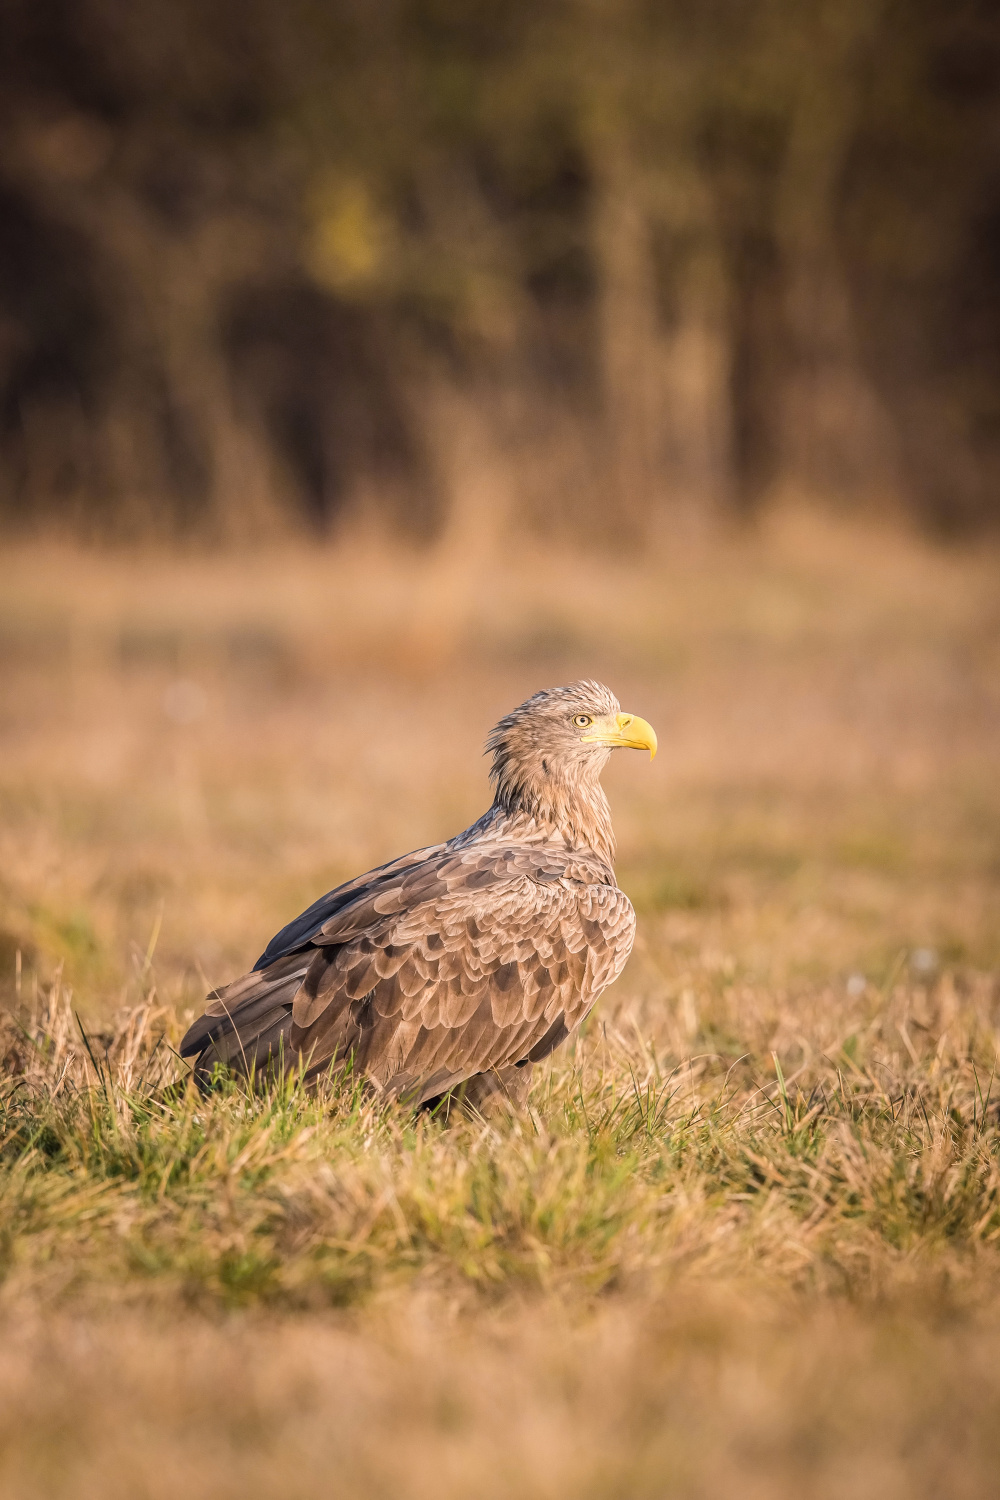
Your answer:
[1,510,1000,1499]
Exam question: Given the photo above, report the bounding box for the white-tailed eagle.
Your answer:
[180,681,656,1113]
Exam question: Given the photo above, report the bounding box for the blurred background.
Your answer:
[2,0,1000,543]
[0,0,998,1016]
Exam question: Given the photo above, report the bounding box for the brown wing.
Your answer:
[181,844,635,1104]
[250,841,446,971]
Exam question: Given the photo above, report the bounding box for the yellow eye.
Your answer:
[574,714,593,728]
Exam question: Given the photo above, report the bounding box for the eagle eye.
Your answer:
[574,714,593,728]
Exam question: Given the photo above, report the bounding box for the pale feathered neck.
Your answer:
[453,760,617,866]
[487,788,616,866]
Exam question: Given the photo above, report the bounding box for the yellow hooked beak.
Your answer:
[581,711,657,759]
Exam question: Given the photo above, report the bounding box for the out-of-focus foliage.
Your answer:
[0,0,998,539]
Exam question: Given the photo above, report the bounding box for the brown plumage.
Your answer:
[180,681,656,1112]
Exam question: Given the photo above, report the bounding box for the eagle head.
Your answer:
[485,681,656,840]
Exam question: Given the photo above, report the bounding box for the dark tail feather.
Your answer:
[180,953,310,1086]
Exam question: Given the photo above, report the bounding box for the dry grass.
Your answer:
[1,507,999,1497]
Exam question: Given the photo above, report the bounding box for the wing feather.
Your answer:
[182,840,635,1102]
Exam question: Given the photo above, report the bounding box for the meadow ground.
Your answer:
[1,508,999,1498]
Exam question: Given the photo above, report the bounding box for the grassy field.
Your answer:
[1,509,999,1498]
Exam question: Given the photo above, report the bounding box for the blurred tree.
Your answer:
[0,0,997,539]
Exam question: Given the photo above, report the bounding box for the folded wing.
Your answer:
[180,843,634,1104]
